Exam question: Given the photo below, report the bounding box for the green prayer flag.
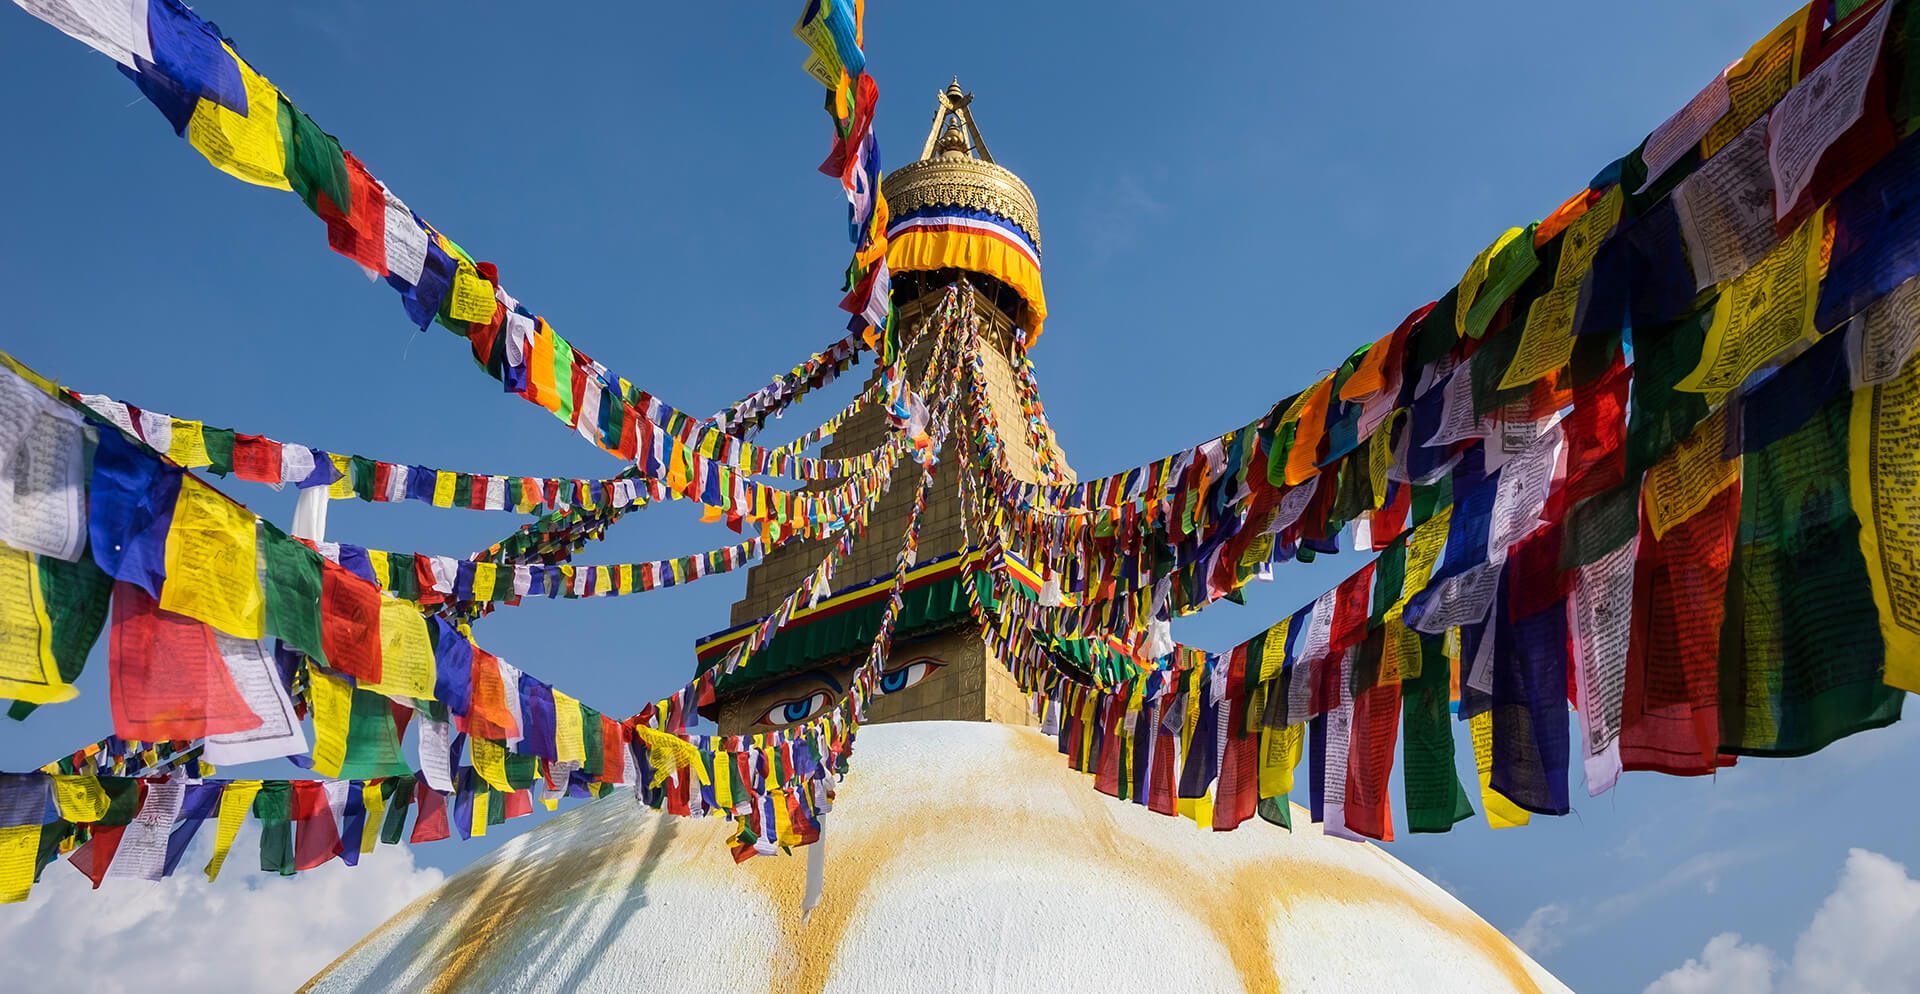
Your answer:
[338,687,415,779]
[261,521,327,667]
[505,752,538,790]
[1402,633,1474,832]
[97,777,141,827]
[1626,304,1714,478]
[1412,288,1460,368]
[1256,796,1293,831]
[1411,478,1452,527]
[1469,313,1529,417]
[252,782,294,875]
[581,707,604,777]
[277,97,350,217]
[380,775,415,845]
[202,427,235,477]
[1462,224,1540,341]
[1718,393,1904,756]
[452,474,473,509]
[351,455,378,501]
[1560,484,1638,569]
[553,336,576,425]
[1372,535,1408,624]
[39,548,110,684]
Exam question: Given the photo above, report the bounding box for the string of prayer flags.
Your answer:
[17,0,913,492]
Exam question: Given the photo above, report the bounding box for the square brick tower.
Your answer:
[699,81,1069,735]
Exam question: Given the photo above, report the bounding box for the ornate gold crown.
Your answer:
[882,79,1041,252]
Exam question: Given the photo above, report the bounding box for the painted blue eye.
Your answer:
[878,660,941,695]
[758,691,832,727]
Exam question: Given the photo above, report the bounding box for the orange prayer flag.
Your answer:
[1337,331,1397,402]
[464,649,520,741]
[1284,377,1334,486]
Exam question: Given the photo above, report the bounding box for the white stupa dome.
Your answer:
[299,721,1572,994]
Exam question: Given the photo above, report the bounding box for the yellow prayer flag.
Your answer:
[448,263,498,323]
[362,597,436,700]
[1851,347,1920,694]
[329,453,354,499]
[1258,618,1290,681]
[1702,5,1808,157]
[470,736,511,791]
[712,751,734,813]
[1471,711,1530,828]
[471,563,497,603]
[1257,722,1305,801]
[167,419,210,468]
[1677,209,1825,400]
[432,471,456,508]
[1395,507,1452,622]
[1643,406,1740,539]
[308,668,354,778]
[205,780,263,881]
[360,781,386,854]
[771,785,795,844]
[51,775,109,823]
[0,824,38,904]
[185,45,291,191]
[553,690,586,766]
[1177,788,1214,828]
[160,476,265,639]
[471,790,490,838]
[1499,187,1624,391]
[0,545,77,705]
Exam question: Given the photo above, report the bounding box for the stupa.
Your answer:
[300,83,1573,994]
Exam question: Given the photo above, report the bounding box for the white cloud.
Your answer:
[0,822,443,994]
[1645,934,1779,994]
[1644,849,1920,994]
[1511,902,1570,956]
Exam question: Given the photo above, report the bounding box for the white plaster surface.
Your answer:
[302,721,1573,994]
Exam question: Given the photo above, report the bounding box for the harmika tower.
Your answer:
[696,80,1069,735]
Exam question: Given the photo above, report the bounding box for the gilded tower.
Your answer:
[698,80,1070,735]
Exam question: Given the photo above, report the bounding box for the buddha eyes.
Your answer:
[757,691,833,727]
[754,659,943,726]
[878,659,941,695]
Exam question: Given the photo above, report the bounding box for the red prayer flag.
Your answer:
[1621,484,1740,777]
[503,789,532,820]
[600,715,626,784]
[321,152,388,276]
[1329,562,1375,656]
[69,824,126,888]
[1212,652,1258,831]
[292,781,341,871]
[1343,679,1400,841]
[109,583,260,741]
[409,779,450,843]
[231,434,282,484]
[319,560,382,684]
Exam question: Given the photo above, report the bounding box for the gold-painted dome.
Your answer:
[883,78,1041,252]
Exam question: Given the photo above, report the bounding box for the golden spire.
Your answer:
[918,76,994,164]
[890,77,1038,249]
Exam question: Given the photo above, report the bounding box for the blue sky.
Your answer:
[3,2,1918,991]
